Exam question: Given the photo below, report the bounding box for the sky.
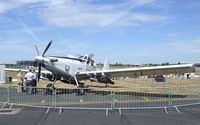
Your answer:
[0,0,200,64]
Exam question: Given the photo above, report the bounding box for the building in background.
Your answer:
[16,60,38,69]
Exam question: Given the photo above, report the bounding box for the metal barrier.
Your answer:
[0,86,54,108]
[55,89,112,110]
[170,86,200,107]
[0,87,9,103]
[0,86,200,113]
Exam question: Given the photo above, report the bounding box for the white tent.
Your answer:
[0,64,5,84]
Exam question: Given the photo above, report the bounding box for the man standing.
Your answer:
[17,70,24,92]
[32,70,38,94]
[25,70,35,94]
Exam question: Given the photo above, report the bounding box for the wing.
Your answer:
[5,68,51,74]
[76,64,196,79]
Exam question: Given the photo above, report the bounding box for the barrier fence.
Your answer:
[0,86,200,113]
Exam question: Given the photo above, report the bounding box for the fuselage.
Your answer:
[37,55,96,80]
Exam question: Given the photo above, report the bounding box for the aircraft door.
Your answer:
[65,65,70,73]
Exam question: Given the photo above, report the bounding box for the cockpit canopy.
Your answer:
[79,54,95,66]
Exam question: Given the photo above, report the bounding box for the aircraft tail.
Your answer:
[103,58,110,70]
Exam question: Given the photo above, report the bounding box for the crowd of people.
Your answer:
[17,69,38,94]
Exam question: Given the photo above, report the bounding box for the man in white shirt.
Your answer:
[25,70,36,94]
[32,70,38,94]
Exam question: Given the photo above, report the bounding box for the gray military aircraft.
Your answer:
[5,41,200,88]
[33,41,199,88]
[34,41,114,86]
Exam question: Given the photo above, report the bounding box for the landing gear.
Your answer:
[73,75,79,86]
[105,84,109,88]
[73,75,86,88]
[45,78,57,95]
[45,83,56,95]
[98,77,115,85]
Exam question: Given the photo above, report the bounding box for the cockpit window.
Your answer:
[91,60,94,66]
[79,55,95,65]
[84,56,88,60]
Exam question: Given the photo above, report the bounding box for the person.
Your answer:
[17,70,24,92]
[32,70,38,94]
[25,70,35,94]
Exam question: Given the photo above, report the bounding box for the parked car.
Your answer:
[155,75,166,82]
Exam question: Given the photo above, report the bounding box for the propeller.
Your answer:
[34,41,52,82]
[33,43,40,56]
[38,64,41,82]
[42,41,52,56]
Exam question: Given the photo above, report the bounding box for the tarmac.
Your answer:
[0,104,200,125]
[0,87,200,125]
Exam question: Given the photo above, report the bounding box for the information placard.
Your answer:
[0,64,5,84]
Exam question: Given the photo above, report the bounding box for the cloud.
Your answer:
[0,38,39,63]
[0,0,48,14]
[112,13,167,26]
[165,38,200,54]
[41,0,167,27]
[16,17,41,42]
[105,38,200,64]
[0,0,168,27]
[0,39,29,51]
[132,38,200,63]
[48,39,92,56]
[0,1,12,13]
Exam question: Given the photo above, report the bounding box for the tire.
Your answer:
[45,83,55,95]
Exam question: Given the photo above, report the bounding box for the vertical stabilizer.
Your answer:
[103,58,110,70]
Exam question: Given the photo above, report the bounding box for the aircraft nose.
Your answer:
[35,56,50,64]
[35,56,44,62]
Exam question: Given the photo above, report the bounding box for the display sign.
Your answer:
[0,64,5,84]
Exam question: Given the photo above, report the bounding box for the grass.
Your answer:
[2,71,200,95]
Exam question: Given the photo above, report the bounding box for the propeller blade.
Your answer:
[42,40,52,56]
[38,63,41,82]
[33,43,40,56]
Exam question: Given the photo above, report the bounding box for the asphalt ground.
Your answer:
[0,104,200,125]
[1,87,200,125]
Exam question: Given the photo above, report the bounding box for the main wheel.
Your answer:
[45,83,55,95]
